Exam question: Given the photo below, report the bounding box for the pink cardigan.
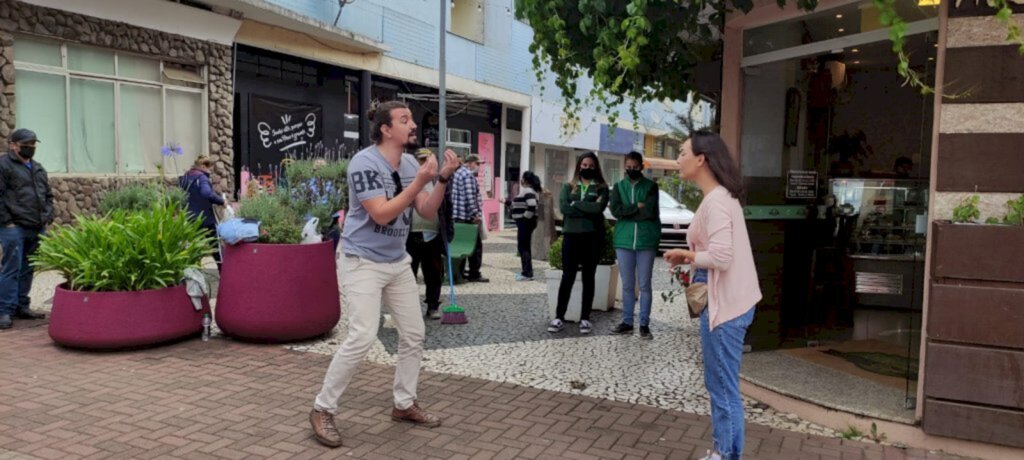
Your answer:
[687,186,762,330]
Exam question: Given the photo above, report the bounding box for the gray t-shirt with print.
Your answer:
[341,145,419,263]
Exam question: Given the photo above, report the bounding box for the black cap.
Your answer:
[11,129,39,143]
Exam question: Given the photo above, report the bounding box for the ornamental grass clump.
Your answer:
[98,183,187,215]
[31,200,214,292]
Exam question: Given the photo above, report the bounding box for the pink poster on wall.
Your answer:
[477,132,500,232]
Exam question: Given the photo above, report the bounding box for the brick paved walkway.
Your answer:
[0,322,964,460]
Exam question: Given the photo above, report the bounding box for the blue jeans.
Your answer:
[0,226,41,315]
[700,305,755,460]
[616,248,656,326]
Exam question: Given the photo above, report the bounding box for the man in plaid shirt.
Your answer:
[451,154,488,282]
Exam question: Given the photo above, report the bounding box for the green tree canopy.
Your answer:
[516,0,1023,126]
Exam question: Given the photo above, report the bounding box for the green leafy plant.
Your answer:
[236,158,347,244]
[285,159,348,234]
[31,201,214,292]
[517,0,1022,121]
[238,191,303,244]
[868,422,888,444]
[952,195,981,223]
[98,183,186,215]
[1003,194,1024,226]
[839,425,864,440]
[985,217,1002,224]
[549,236,564,270]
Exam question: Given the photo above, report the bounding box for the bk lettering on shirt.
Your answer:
[349,169,383,194]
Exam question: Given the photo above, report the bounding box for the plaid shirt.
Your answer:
[451,165,482,222]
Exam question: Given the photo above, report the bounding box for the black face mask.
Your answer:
[579,168,597,180]
[19,146,36,160]
[626,169,643,180]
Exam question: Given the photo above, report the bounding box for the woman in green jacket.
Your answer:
[548,152,609,335]
[609,152,661,339]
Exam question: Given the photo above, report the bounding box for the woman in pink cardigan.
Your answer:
[665,131,762,460]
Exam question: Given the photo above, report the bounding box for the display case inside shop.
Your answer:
[830,179,928,256]
[830,179,928,310]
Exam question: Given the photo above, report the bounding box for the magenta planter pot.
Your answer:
[48,283,208,350]
[215,241,340,342]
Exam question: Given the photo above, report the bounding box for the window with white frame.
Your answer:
[13,35,207,175]
[447,128,472,158]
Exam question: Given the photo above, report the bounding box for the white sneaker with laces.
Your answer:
[547,319,564,333]
[579,320,592,334]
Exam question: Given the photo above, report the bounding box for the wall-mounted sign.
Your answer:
[786,170,818,199]
[249,95,322,164]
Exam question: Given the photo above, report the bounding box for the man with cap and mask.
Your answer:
[0,128,54,329]
[450,153,488,282]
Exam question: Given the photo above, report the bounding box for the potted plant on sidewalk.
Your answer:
[545,222,618,321]
[32,198,214,350]
[214,158,346,343]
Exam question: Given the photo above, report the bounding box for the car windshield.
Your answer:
[660,190,684,210]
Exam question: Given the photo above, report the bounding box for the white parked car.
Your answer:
[555,189,694,251]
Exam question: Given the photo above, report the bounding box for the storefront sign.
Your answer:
[786,170,818,199]
[250,95,323,158]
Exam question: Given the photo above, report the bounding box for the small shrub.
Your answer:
[952,195,980,223]
[238,192,303,244]
[1003,195,1024,226]
[549,237,563,270]
[32,201,213,292]
[99,183,186,215]
[286,159,348,234]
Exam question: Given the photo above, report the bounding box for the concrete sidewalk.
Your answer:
[0,322,965,460]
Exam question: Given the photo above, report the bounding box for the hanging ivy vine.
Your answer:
[515,0,1023,128]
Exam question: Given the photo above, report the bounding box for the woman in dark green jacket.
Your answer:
[609,152,660,339]
[548,152,609,335]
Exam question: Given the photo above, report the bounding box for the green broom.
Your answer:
[440,225,467,324]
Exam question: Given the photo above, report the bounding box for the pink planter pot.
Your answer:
[49,283,208,350]
[215,241,340,342]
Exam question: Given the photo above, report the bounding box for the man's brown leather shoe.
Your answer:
[391,402,441,428]
[309,409,343,448]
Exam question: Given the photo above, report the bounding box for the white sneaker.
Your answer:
[515,274,533,281]
[547,319,564,333]
[579,320,592,334]
[699,450,722,460]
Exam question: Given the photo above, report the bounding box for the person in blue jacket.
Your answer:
[179,155,225,269]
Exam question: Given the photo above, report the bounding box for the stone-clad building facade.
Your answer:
[0,0,234,224]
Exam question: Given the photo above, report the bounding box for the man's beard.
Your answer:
[403,135,420,151]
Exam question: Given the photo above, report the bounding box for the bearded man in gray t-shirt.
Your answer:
[310,101,459,448]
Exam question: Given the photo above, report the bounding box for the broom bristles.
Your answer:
[441,303,467,324]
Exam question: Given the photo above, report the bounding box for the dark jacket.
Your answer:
[0,152,54,229]
[559,182,608,234]
[179,168,224,229]
[609,177,661,251]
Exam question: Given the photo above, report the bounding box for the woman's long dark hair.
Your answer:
[521,170,542,192]
[690,131,745,201]
[571,151,606,190]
